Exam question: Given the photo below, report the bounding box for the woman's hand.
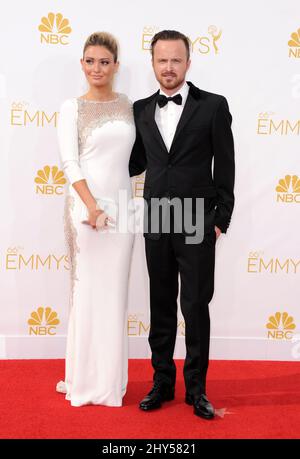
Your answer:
[86,206,105,229]
[72,181,115,231]
[81,202,104,229]
[83,203,115,231]
[95,212,115,231]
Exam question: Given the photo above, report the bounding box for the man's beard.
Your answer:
[158,74,185,92]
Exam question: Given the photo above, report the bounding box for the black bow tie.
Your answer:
[157,93,182,108]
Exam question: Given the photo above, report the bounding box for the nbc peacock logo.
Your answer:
[38,12,72,45]
[35,165,66,195]
[28,307,60,335]
[266,312,296,340]
[276,175,300,203]
[288,28,300,58]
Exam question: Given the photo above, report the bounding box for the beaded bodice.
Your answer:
[77,93,134,152]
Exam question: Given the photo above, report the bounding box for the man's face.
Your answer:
[152,39,191,93]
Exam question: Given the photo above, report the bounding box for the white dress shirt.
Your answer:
[155,81,189,152]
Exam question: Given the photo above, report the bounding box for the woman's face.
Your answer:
[81,45,119,89]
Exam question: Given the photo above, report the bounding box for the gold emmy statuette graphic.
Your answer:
[208,25,222,54]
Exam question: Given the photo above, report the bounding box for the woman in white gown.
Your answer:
[56,32,135,407]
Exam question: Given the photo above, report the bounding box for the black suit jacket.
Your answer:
[129,81,235,236]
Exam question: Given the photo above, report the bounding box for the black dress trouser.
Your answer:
[145,210,216,396]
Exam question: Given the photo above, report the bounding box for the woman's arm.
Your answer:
[57,99,105,229]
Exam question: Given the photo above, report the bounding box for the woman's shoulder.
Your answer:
[59,97,78,113]
[117,93,133,105]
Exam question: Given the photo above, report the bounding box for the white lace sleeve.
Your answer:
[57,98,84,185]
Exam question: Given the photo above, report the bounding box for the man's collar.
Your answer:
[159,81,189,105]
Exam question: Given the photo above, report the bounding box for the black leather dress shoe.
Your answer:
[185,393,214,419]
[139,381,175,411]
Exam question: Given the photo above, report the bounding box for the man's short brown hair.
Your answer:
[151,30,190,60]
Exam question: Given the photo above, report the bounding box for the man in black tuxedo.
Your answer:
[129,30,235,419]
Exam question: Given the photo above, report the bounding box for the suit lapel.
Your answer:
[141,82,202,156]
[169,89,200,155]
[143,92,169,155]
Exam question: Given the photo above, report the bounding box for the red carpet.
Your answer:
[0,359,300,439]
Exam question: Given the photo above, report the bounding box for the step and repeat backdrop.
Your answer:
[0,0,299,360]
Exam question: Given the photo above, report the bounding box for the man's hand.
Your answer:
[215,226,222,239]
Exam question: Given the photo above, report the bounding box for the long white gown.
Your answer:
[57,94,135,407]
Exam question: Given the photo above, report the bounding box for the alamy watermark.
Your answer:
[91,189,205,244]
